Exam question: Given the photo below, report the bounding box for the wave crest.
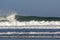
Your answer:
[0,11,60,26]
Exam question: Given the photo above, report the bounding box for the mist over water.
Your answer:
[0,9,17,16]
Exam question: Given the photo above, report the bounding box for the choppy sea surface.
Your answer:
[0,26,60,40]
[0,29,60,40]
[0,38,60,40]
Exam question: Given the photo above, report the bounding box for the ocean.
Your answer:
[0,29,60,36]
[0,14,60,40]
[0,38,60,40]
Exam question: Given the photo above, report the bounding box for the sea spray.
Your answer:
[0,14,60,26]
[0,10,60,27]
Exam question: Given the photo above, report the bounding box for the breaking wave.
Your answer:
[0,11,60,26]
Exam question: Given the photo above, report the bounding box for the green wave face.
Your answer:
[15,15,60,22]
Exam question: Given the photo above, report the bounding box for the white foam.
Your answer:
[0,11,60,28]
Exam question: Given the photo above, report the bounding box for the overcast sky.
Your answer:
[0,0,60,17]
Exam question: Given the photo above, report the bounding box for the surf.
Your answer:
[0,10,60,29]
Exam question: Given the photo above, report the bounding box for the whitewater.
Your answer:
[0,12,60,29]
[0,11,60,38]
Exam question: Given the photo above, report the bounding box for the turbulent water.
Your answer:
[0,13,60,27]
[0,12,60,39]
[0,38,60,40]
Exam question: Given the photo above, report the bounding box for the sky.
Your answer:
[0,0,60,17]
